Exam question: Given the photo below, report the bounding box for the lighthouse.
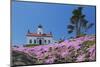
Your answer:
[37,24,43,34]
[26,24,55,45]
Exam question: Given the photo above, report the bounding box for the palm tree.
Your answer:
[67,7,94,37]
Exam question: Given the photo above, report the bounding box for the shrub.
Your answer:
[82,40,95,47]
[24,44,39,47]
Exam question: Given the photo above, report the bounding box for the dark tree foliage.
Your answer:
[67,7,94,37]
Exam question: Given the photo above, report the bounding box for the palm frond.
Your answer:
[67,25,74,30]
[87,23,94,29]
[67,25,74,34]
[71,16,79,24]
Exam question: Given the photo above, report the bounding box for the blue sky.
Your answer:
[12,1,96,45]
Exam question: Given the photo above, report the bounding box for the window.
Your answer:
[29,39,32,44]
[45,40,46,44]
[34,39,36,44]
[48,40,50,43]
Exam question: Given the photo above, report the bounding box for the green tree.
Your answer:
[67,7,94,37]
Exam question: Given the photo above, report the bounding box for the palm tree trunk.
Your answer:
[76,22,79,37]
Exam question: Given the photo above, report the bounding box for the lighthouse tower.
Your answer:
[37,24,43,34]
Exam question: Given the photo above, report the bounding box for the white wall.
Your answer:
[0,0,100,67]
[27,36,53,44]
[27,36,37,44]
[43,37,54,44]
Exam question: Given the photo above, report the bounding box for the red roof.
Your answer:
[26,32,52,37]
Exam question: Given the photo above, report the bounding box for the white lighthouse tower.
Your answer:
[37,24,43,34]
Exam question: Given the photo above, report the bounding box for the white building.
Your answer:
[26,25,55,45]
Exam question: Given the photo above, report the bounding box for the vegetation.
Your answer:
[12,35,96,66]
[82,40,95,48]
[12,50,37,66]
[24,44,40,47]
[67,7,94,37]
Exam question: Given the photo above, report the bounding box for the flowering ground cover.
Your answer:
[12,35,96,66]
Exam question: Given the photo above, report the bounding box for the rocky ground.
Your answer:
[12,35,96,66]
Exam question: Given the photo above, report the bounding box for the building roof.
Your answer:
[26,32,53,37]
